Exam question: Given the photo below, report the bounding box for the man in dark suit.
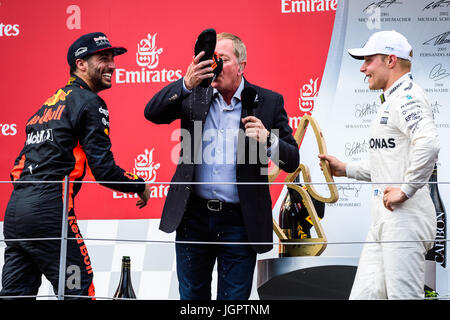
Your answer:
[144,32,299,299]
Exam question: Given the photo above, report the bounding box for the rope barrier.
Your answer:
[0,236,448,246]
[0,180,448,185]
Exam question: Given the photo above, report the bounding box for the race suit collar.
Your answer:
[66,75,92,91]
[380,72,413,103]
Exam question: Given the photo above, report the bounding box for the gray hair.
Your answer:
[217,32,247,64]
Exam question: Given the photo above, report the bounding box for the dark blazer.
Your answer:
[144,77,299,253]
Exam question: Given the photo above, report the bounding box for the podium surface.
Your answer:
[257,256,359,300]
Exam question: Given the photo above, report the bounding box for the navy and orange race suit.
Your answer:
[0,76,145,299]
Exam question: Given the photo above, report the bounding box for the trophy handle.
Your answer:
[269,115,338,203]
[272,217,288,241]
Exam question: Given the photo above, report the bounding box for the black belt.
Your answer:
[189,194,240,213]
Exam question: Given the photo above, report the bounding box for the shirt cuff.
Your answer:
[182,78,192,96]
[266,133,279,158]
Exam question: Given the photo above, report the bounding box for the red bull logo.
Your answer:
[27,105,66,126]
[44,89,72,106]
[124,172,139,180]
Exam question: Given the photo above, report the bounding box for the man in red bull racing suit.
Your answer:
[0,32,150,299]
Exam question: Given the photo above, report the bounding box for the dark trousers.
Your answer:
[1,190,95,299]
[175,196,256,300]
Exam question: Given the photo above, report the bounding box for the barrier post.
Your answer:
[57,175,70,300]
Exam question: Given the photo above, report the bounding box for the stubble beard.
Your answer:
[87,62,112,93]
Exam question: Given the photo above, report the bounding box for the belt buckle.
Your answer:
[207,200,222,212]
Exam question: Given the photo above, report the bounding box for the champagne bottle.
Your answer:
[426,164,447,268]
[278,177,304,257]
[279,191,292,257]
[113,256,137,299]
[278,175,327,257]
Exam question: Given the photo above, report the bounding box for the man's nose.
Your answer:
[360,63,366,73]
[108,58,116,70]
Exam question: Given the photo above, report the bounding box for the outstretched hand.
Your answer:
[318,154,347,177]
[136,184,151,209]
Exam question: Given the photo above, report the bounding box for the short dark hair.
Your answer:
[69,62,77,75]
[69,55,93,75]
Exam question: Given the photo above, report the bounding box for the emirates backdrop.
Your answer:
[0,0,336,220]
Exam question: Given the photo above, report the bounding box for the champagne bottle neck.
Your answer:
[114,259,136,299]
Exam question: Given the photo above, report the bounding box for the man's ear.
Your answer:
[75,58,88,73]
[239,60,247,73]
[387,54,397,69]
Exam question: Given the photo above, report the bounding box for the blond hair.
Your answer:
[398,50,412,70]
[380,52,412,71]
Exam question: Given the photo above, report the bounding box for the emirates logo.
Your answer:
[112,148,168,200]
[299,77,319,114]
[136,33,163,69]
[115,32,182,84]
[133,148,160,182]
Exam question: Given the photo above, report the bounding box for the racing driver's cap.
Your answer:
[67,32,127,66]
[348,30,413,61]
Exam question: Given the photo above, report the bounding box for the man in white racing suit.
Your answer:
[319,30,439,299]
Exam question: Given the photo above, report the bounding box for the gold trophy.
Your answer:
[269,115,339,257]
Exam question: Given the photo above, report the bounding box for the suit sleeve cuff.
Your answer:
[400,184,415,199]
[345,162,357,179]
[182,78,192,96]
